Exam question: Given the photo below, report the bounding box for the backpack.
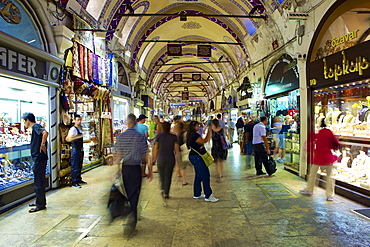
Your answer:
[236,117,244,129]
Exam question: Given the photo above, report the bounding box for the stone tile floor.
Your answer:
[1,145,370,246]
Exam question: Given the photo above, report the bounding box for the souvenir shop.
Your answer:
[307,0,370,205]
[58,15,114,183]
[0,0,63,212]
[264,54,300,174]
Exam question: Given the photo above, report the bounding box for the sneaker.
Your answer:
[72,184,81,188]
[327,197,334,201]
[205,195,219,202]
[193,194,206,199]
[299,189,312,196]
[78,180,87,185]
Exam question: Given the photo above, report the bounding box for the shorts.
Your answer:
[278,134,285,149]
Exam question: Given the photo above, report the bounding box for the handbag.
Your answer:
[191,148,214,167]
[220,132,232,149]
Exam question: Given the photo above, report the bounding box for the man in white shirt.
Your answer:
[252,116,276,176]
[66,114,86,187]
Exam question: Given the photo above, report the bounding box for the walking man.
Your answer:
[114,114,151,237]
[22,113,48,213]
[252,116,276,176]
[66,114,86,188]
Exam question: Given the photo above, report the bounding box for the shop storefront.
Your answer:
[265,54,300,174]
[58,14,114,183]
[307,0,370,205]
[0,0,62,212]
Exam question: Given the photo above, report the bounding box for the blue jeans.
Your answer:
[189,155,212,198]
[71,149,83,185]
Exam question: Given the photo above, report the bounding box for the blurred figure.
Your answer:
[272,116,283,162]
[210,119,228,182]
[135,114,149,177]
[152,122,179,199]
[236,112,247,153]
[227,118,235,143]
[114,114,150,236]
[300,119,339,201]
[244,116,256,168]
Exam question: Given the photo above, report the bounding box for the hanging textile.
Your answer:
[72,42,81,78]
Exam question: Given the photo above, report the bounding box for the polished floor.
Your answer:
[1,145,370,247]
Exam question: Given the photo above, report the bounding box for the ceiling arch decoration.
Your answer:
[129,10,250,66]
[146,40,238,78]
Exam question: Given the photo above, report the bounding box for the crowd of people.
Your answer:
[22,111,338,238]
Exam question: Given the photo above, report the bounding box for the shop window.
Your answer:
[0,77,49,191]
[314,81,370,189]
[0,0,43,50]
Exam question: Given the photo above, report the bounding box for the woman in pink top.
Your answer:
[300,118,339,201]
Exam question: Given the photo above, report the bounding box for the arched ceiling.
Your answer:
[60,0,290,104]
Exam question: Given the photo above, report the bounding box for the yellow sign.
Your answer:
[323,51,370,81]
[331,30,359,48]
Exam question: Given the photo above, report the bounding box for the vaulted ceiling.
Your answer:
[60,0,293,103]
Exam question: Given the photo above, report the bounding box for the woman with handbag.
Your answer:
[186,121,219,202]
[210,119,228,182]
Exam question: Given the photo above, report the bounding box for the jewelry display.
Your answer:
[314,85,370,191]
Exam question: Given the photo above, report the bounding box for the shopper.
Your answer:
[244,116,256,168]
[66,114,86,188]
[236,112,247,154]
[22,112,48,213]
[227,118,235,143]
[152,122,179,199]
[114,114,150,237]
[135,114,148,138]
[172,121,189,185]
[300,119,339,201]
[186,121,219,202]
[252,116,276,176]
[210,119,228,182]
[135,114,149,177]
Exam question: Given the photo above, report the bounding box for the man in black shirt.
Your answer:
[22,113,48,213]
[244,117,256,168]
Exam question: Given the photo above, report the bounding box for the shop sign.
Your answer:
[182,91,189,101]
[197,45,211,58]
[308,40,370,89]
[167,44,182,59]
[331,29,359,48]
[173,74,182,82]
[265,57,299,97]
[141,95,153,108]
[192,73,201,81]
[0,46,46,79]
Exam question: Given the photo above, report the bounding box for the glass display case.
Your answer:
[284,132,300,173]
[313,82,370,193]
[0,78,49,192]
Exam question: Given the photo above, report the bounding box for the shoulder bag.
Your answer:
[191,148,214,167]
